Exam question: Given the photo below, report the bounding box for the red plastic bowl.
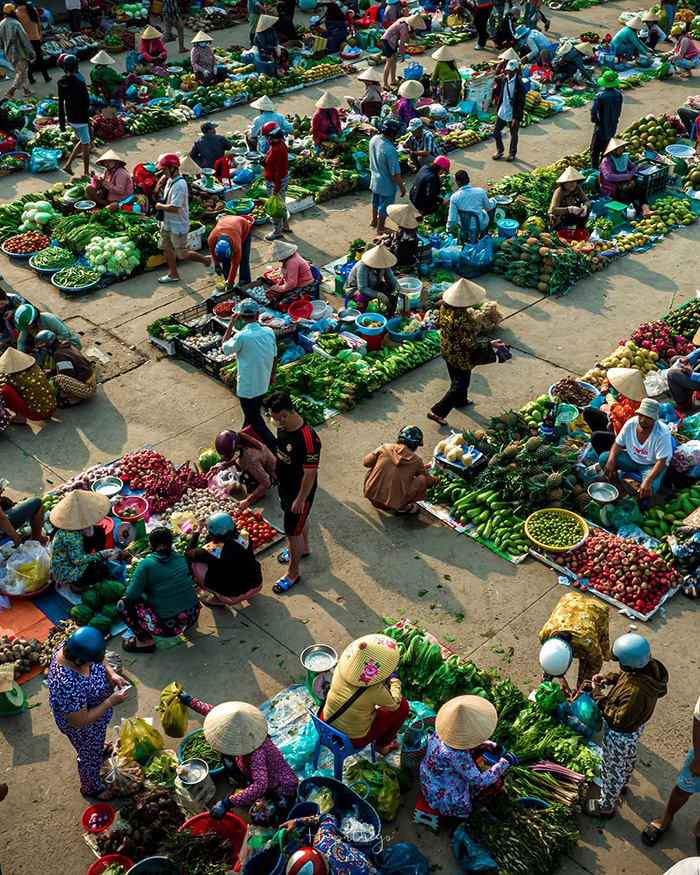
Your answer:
[0,579,53,600]
[288,299,314,321]
[179,812,247,864]
[81,803,115,833]
[87,855,133,875]
[112,495,149,522]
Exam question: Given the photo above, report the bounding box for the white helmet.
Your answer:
[539,638,573,677]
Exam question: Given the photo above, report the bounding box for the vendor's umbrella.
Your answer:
[361,244,397,269]
[203,702,269,755]
[606,367,646,401]
[0,347,34,375]
[386,203,419,230]
[49,490,111,531]
[435,695,498,750]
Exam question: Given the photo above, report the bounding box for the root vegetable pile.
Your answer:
[550,377,595,407]
[527,510,585,550]
[0,635,41,679]
[96,789,184,862]
[39,620,77,670]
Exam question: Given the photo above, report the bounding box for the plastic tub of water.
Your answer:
[311,300,332,320]
[497,218,519,238]
[338,307,358,325]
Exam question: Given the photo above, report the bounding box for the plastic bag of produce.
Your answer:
[4,540,50,594]
[101,753,144,796]
[606,497,643,531]
[454,237,493,280]
[644,368,670,397]
[452,824,497,872]
[375,842,429,875]
[557,691,602,737]
[264,193,285,220]
[120,716,164,764]
[156,681,189,738]
[345,759,411,821]
[29,147,60,173]
[535,680,566,714]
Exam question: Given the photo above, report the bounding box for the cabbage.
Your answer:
[198,448,221,473]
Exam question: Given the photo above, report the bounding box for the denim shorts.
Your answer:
[69,122,91,144]
[677,746,700,794]
[5,497,42,529]
[371,191,395,216]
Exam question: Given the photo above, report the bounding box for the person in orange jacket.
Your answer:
[208,215,253,289]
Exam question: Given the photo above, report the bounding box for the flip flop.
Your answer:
[641,824,667,846]
[158,275,181,284]
[427,413,448,426]
[395,505,420,516]
[584,799,615,819]
[122,637,156,653]
[273,575,300,594]
[81,783,112,800]
[277,549,310,564]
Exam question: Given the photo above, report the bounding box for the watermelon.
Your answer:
[101,603,119,623]
[70,604,94,625]
[88,615,113,635]
[81,587,102,611]
[96,580,125,604]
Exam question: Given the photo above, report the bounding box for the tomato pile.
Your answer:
[4,231,50,255]
[213,301,237,318]
[232,510,278,550]
[120,449,173,490]
[557,529,684,616]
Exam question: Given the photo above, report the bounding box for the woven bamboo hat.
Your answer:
[361,244,397,269]
[557,166,584,184]
[693,326,700,346]
[606,367,646,402]
[604,137,628,155]
[432,45,456,62]
[498,47,520,62]
[177,154,201,175]
[268,239,298,260]
[436,695,498,750]
[90,50,115,65]
[406,13,427,29]
[358,67,382,82]
[642,10,658,20]
[191,30,213,42]
[250,95,277,111]
[315,92,337,109]
[386,203,419,229]
[442,278,485,308]
[203,702,269,755]
[256,14,278,32]
[627,16,644,29]
[49,490,111,531]
[574,41,595,56]
[684,507,700,528]
[96,149,126,166]
[399,79,424,99]
[0,346,34,375]
[142,24,162,39]
[337,634,400,686]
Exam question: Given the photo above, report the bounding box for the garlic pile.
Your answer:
[162,488,239,527]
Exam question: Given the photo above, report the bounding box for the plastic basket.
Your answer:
[403,61,424,80]
[81,803,115,833]
[356,313,387,336]
[524,508,589,553]
[88,855,133,875]
[557,229,589,244]
[173,301,210,328]
[179,812,247,864]
[637,161,670,198]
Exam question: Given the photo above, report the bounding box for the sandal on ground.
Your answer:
[684,584,699,599]
[455,399,474,408]
[81,783,112,800]
[158,275,181,284]
[122,636,156,653]
[492,152,504,161]
[273,575,301,594]
[277,549,309,564]
[427,412,448,426]
[584,799,615,819]
[265,232,282,241]
[395,504,420,516]
[641,824,667,846]
[199,591,226,608]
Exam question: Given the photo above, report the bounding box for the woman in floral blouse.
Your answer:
[427,279,505,426]
[0,346,56,424]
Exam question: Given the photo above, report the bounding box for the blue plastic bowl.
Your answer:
[548,380,599,402]
[178,729,225,775]
[356,313,387,336]
[481,743,506,765]
[515,797,550,810]
[385,316,421,342]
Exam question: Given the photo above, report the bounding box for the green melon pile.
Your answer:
[70,580,126,635]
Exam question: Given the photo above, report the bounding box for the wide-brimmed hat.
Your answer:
[399,79,423,99]
[0,346,34,375]
[337,634,400,686]
[49,490,111,531]
[203,702,269,755]
[315,91,336,109]
[498,47,520,62]
[90,50,115,65]
[626,16,643,30]
[514,24,529,37]
[268,239,298,260]
[250,95,277,111]
[574,41,595,56]
[442,278,485,308]
[637,397,660,421]
[557,166,584,184]
[435,695,499,750]
[177,154,201,175]
[141,24,162,39]
[361,244,397,269]
[642,10,658,20]
[386,203,418,229]
[405,13,427,29]
[191,29,213,42]
[432,45,456,62]
[256,14,278,32]
[598,69,620,88]
[358,67,382,83]
[604,137,628,155]
[95,149,126,167]
[606,367,646,402]
[683,506,700,528]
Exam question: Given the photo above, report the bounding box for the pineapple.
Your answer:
[535,444,553,461]
[525,436,542,454]
[473,429,487,442]
[547,488,564,501]
[487,453,504,469]
[531,473,548,485]
[505,411,519,429]
[546,472,563,490]
[502,442,521,460]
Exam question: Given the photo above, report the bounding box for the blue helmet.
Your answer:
[214,235,232,264]
[611,633,651,669]
[207,511,235,536]
[35,329,56,347]
[398,425,423,447]
[65,626,106,663]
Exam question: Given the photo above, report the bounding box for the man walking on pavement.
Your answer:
[493,59,525,162]
[590,70,623,170]
[369,118,406,236]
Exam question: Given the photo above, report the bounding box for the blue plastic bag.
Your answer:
[557,691,602,738]
[375,843,429,875]
[452,824,497,872]
[29,147,60,173]
[454,237,492,279]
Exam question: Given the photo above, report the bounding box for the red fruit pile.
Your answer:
[120,449,173,491]
[5,231,50,254]
[557,529,684,615]
[232,510,278,550]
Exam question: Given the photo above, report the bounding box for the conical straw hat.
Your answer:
[203,702,269,755]
[498,47,520,62]
[684,507,700,528]
[337,634,400,686]
[693,326,700,346]
[142,25,162,39]
[361,244,397,269]
[557,166,584,184]
[250,95,277,111]
[90,50,115,65]
[435,695,498,750]
[315,91,337,109]
[574,41,595,56]
[177,154,201,175]
[604,137,628,155]
[627,16,643,29]
[642,10,658,21]
[432,45,456,62]
[386,203,419,229]
[95,149,126,166]
[49,490,111,531]
[357,67,382,82]
[399,79,424,99]
[442,278,485,308]
[191,30,212,42]
[0,346,34,375]
[255,14,278,32]
[606,367,646,402]
[406,13,427,29]
[268,240,297,260]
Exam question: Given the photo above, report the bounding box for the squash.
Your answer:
[70,604,94,625]
[101,603,119,623]
[81,587,102,611]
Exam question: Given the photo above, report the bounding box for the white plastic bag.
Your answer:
[3,540,50,594]
[644,368,669,397]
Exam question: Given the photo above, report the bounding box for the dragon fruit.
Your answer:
[623,320,695,364]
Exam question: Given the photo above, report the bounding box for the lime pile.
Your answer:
[527,511,585,549]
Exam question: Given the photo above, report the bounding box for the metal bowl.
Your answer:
[92,476,123,498]
[588,482,619,503]
[300,644,338,673]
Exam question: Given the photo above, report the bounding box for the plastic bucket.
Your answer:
[179,812,247,864]
[497,218,519,238]
[127,859,179,874]
[310,300,332,320]
[385,316,421,342]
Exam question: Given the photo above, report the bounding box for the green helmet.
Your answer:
[14,303,38,329]
[398,425,424,447]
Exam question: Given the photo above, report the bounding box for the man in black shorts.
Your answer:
[266,391,321,594]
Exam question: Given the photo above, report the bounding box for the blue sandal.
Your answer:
[277,549,310,564]
[273,575,301,594]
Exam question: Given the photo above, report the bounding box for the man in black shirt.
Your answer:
[189,121,232,169]
[57,54,92,178]
[266,391,321,594]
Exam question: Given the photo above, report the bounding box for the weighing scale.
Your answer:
[492,195,512,223]
[300,644,338,706]
[0,664,26,716]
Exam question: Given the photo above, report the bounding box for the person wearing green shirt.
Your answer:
[430,46,462,104]
[14,303,81,357]
[89,49,140,102]
[116,527,200,653]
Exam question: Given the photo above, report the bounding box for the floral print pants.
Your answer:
[117,597,201,643]
[600,722,645,809]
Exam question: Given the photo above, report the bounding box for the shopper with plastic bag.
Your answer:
[48,626,130,798]
[582,633,668,818]
[261,121,291,240]
[2,539,49,594]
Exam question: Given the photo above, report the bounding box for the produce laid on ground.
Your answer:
[622,114,678,157]
[582,339,659,389]
[549,377,596,407]
[95,789,184,861]
[641,484,700,541]
[70,580,126,632]
[39,620,77,671]
[85,236,141,276]
[29,246,76,270]
[0,635,41,679]
[3,230,49,255]
[664,298,700,340]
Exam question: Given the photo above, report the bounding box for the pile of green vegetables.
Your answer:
[488,168,559,223]
[147,316,191,341]
[161,830,234,874]
[180,730,223,770]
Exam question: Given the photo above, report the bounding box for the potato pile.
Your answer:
[39,620,77,673]
[0,635,41,679]
[582,340,659,388]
